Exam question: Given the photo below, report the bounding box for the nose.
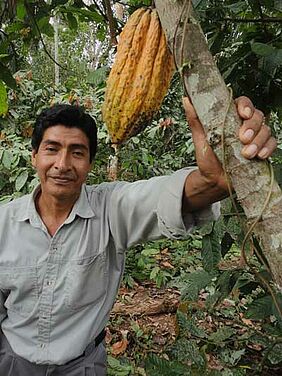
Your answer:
[54,151,71,172]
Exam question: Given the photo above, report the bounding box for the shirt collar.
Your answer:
[16,184,95,223]
[65,184,95,223]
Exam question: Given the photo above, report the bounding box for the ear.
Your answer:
[31,150,37,168]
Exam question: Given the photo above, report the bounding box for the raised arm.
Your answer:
[182,96,277,212]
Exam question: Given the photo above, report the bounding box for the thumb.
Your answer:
[182,97,206,142]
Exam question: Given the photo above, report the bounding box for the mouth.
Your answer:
[49,176,74,184]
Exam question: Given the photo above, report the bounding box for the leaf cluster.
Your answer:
[194,0,282,118]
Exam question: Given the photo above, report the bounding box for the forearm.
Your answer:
[182,169,229,212]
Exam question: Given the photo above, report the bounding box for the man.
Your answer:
[0,97,277,375]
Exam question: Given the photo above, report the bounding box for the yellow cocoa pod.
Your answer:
[102,8,174,145]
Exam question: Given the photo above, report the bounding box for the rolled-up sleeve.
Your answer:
[109,168,220,249]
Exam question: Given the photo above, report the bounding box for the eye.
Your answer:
[46,147,57,152]
[73,151,84,157]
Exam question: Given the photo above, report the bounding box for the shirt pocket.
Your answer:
[64,252,107,311]
[0,266,38,316]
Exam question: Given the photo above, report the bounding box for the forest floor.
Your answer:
[107,283,282,376]
[105,243,282,376]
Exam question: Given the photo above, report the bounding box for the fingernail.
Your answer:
[258,147,268,159]
[243,144,257,157]
[243,129,254,141]
[243,107,252,118]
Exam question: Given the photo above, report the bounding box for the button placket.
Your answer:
[38,238,61,350]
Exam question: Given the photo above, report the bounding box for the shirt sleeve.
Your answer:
[108,168,220,250]
[0,289,7,324]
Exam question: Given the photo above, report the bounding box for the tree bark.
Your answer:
[53,15,60,87]
[155,0,282,289]
[102,0,118,46]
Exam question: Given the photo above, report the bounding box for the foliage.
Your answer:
[194,0,282,118]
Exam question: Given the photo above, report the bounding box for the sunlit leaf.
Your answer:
[15,170,29,191]
[2,150,13,169]
[0,80,8,116]
[16,2,26,20]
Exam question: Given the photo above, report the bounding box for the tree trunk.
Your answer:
[53,15,60,87]
[155,0,282,289]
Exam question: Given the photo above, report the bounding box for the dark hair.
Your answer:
[32,104,97,161]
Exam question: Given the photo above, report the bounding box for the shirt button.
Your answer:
[46,281,53,286]
[40,343,45,348]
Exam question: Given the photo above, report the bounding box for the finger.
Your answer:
[241,125,273,159]
[235,96,255,119]
[182,97,206,141]
[257,137,277,159]
[238,109,265,144]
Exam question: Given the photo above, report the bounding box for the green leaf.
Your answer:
[2,150,13,169]
[264,49,282,70]
[225,215,241,240]
[267,343,282,365]
[181,269,214,301]
[15,170,29,191]
[209,327,235,344]
[171,338,205,367]
[251,42,276,57]
[141,248,159,257]
[107,355,133,375]
[202,232,221,272]
[87,67,108,86]
[0,81,8,116]
[37,17,54,37]
[217,270,238,298]
[220,348,245,366]
[274,0,282,11]
[67,7,103,23]
[221,232,234,257]
[245,295,273,320]
[150,266,160,280]
[177,311,207,338]
[145,354,191,376]
[67,13,78,30]
[0,64,16,89]
[16,2,26,20]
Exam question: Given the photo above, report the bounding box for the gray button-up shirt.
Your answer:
[0,168,220,365]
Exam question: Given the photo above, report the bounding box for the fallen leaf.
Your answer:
[161,261,174,269]
[111,330,129,356]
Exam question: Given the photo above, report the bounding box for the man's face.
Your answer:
[32,125,92,202]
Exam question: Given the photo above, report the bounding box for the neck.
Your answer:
[35,189,79,236]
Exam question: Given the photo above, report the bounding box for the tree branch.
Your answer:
[220,17,282,24]
[102,0,118,46]
[85,0,108,23]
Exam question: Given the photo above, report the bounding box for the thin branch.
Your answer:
[102,0,118,46]
[220,17,282,23]
[85,0,108,23]
[24,1,70,72]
